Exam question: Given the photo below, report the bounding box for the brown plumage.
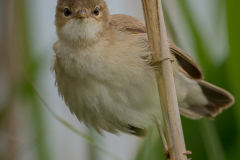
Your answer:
[53,0,234,136]
[110,14,234,120]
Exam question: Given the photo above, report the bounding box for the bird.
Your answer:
[52,0,234,136]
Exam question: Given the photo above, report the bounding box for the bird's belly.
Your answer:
[55,66,161,134]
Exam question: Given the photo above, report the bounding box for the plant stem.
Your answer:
[141,0,188,159]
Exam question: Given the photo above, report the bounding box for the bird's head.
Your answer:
[55,0,110,42]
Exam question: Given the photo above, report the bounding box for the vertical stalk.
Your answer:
[141,0,187,160]
[14,0,51,160]
[1,0,20,159]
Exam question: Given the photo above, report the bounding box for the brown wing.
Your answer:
[110,14,147,34]
[110,14,203,80]
[168,40,203,79]
[110,14,234,119]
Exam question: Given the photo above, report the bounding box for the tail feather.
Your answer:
[180,105,214,120]
[180,80,234,119]
[199,80,234,117]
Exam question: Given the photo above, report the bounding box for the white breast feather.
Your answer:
[53,34,161,134]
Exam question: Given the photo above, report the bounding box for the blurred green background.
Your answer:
[0,0,239,160]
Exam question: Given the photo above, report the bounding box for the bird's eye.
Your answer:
[93,7,99,16]
[64,8,71,17]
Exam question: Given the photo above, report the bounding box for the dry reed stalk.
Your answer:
[141,0,188,160]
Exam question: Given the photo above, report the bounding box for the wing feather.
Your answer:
[110,14,203,80]
[168,40,203,79]
[110,14,234,120]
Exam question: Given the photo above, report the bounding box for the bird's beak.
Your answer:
[75,9,89,19]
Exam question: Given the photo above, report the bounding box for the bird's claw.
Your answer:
[164,146,174,159]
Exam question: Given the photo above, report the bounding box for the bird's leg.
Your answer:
[156,119,192,159]
[156,119,172,159]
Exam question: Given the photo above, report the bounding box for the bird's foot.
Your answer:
[156,119,171,159]
[164,146,174,159]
